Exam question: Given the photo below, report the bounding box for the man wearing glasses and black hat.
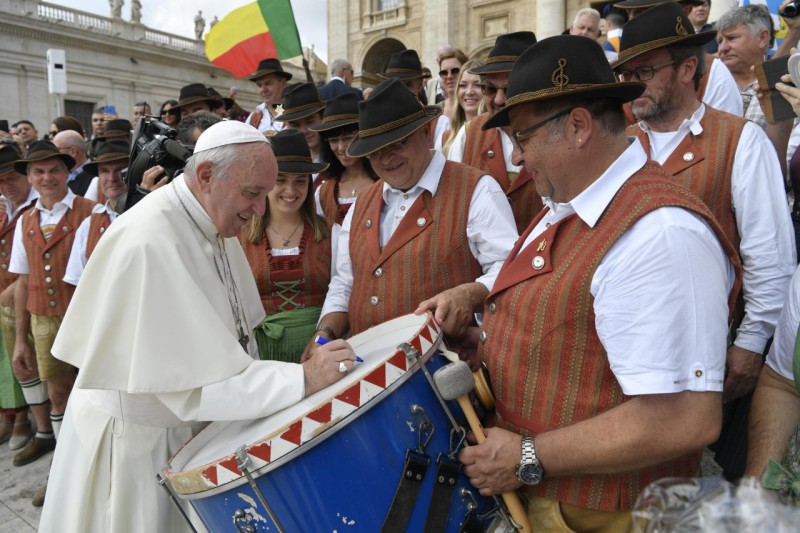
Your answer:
[458,35,741,531]
[310,78,517,348]
[615,1,795,482]
[447,31,543,233]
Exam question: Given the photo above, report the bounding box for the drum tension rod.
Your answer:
[399,342,463,433]
[156,471,199,533]
[235,446,286,533]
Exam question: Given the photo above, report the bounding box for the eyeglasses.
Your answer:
[616,60,678,82]
[327,134,356,147]
[480,82,509,97]
[367,136,410,160]
[439,67,460,77]
[510,108,574,152]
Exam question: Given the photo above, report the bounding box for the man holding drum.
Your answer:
[39,121,356,532]
[310,77,518,348]
[458,36,742,531]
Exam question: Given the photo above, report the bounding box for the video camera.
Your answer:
[119,116,192,213]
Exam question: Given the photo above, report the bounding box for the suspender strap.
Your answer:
[423,453,462,533]
[380,450,431,533]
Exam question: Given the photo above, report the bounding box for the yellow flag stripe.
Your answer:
[205,2,269,61]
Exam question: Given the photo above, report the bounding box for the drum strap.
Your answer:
[380,450,431,533]
[423,454,462,533]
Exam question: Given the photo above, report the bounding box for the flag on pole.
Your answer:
[205,0,302,78]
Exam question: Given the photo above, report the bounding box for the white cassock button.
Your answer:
[532,256,545,270]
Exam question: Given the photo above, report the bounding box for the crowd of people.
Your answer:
[2,0,800,530]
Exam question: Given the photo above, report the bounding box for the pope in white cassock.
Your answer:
[38,121,356,532]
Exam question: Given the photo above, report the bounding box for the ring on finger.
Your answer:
[338,361,347,373]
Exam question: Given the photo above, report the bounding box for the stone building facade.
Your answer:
[327,0,596,87]
[0,0,326,134]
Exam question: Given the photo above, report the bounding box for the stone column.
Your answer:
[536,0,565,40]
[423,0,454,72]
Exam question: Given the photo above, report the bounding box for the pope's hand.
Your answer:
[302,339,356,395]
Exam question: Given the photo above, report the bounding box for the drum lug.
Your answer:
[410,403,434,453]
[232,508,256,533]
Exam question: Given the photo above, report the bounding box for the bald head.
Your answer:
[53,130,87,168]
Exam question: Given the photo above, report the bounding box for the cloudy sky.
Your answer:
[53,0,329,61]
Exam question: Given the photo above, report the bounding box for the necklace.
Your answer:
[269,221,303,246]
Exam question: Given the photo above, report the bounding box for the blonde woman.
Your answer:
[442,58,485,157]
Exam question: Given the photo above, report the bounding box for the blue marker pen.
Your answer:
[314,336,363,362]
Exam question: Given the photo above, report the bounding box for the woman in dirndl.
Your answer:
[240,129,333,362]
[312,92,378,225]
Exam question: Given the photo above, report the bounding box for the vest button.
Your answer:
[532,256,545,270]
[374,267,383,277]
[479,330,487,343]
[0,265,6,270]
[48,301,56,307]
[28,230,34,236]
[366,219,372,229]
[47,288,54,295]
[488,302,497,313]
[62,226,69,233]
[0,239,6,245]
[416,217,426,227]
[682,152,694,162]
[44,252,51,259]
[487,150,495,158]
[45,276,52,284]
[0,252,6,258]
[100,227,105,233]
[44,265,52,272]
[370,296,379,305]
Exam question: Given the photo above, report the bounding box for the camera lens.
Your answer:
[782,1,800,17]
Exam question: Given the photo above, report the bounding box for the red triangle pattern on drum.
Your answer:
[202,465,218,486]
[387,350,408,371]
[411,335,423,357]
[281,421,303,446]
[336,383,361,407]
[249,442,272,463]
[219,456,241,476]
[420,325,433,344]
[307,402,333,424]
[364,365,386,388]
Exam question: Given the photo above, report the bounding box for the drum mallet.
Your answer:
[433,361,532,533]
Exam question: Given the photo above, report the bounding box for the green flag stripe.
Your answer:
[258,0,302,58]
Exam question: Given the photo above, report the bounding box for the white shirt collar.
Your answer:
[330,76,346,83]
[544,138,648,229]
[637,103,706,138]
[34,188,77,213]
[381,149,442,202]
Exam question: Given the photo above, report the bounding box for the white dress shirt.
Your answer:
[10,190,80,275]
[2,188,39,226]
[523,138,735,395]
[247,102,281,135]
[64,202,118,286]
[446,123,523,175]
[638,104,796,354]
[321,150,518,317]
[704,58,744,117]
[766,264,800,381]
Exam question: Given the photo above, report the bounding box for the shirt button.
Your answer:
[370,296,379,305]
[366,219,372,229]
[45,276,52,283]
[532,256,545,270]
[400,206,405,211]
[44,252,51,259]
[48,301,56,307]
[44,265,52,272]
[403,194,409,200]
[374,267,383,277]
[695,369,703,377]
[488,302,497,313]
[479,330,487,343]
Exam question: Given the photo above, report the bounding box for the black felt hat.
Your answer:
[310,93,360,133]
[83,141,130,176]
[275,83,326,122]
[470,32,538,75]
[269,129,329,174]
[13,140,75,174]
[100,119,134,140]
[614,2,716,68]
[207,87,234,111]
[615,0,705,9]
[378,50,424,80]
[346,78,441,158]
[248,58,293,81]
[483,35,645,130]
[172,83,223,111]
[0,141,23,176]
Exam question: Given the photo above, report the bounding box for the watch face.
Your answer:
[518,462,544,485]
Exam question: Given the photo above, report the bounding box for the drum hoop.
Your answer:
[163,314,442,498]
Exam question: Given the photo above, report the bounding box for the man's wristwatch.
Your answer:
[515,436,544,485]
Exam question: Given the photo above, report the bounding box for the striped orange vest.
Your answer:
[480,165,741,512]
[461,113,543,233]
[318,179,351,226]
[22,197,96,315]
[0,199,36,291]
[85,212,113,260]
[348,161,485,334]
[240,224,332,314]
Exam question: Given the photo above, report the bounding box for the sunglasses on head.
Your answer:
[439,67,460,77]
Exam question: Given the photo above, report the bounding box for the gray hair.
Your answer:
[330,59,351,76]
[716,4,774,48]
[573,7,601,26]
